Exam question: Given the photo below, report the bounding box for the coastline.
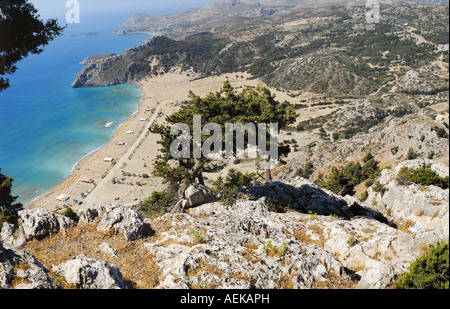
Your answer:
[26,71,259,211]
[25,84,146,211]
[28,69,319,212]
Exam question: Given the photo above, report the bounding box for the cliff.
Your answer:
[71,39,157,88]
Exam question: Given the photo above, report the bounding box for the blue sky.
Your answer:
[31,0,216,20]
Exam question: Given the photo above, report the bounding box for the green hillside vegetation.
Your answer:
[100,5,448,96]
[397,164,449,189]
[396,241,449,289]
[0,169,22,228]
[318,153,381,196]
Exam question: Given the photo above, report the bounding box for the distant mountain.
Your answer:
[242,0,449,6]
[115,0,448,36]
[116,0,277,35]
[241,0,349,8]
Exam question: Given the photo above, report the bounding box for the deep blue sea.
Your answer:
[0,12,151,205]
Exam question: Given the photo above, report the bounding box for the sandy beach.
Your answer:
[27,69,332,213]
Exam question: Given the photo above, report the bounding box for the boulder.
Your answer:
[1,223,16,247]
[184,183,218,208]
[96,204,145,241]
[357,260,404,289]
[52,255,129,289]
[79,207,104,224]
[18,209,75,241]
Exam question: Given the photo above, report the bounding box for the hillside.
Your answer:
[1,160,448,289]
[3,0,448,291]
[73,3,449,97]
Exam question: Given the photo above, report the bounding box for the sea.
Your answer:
[0,11,154,206]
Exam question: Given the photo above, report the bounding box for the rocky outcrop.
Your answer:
[52,255,129,289]
[364,159,449,243]
[72,39,156,88]
[1,223,26,249]
[0,241,57,289]
[84,204,145,241]
[81,53,117,65]
[2,159,448,289]
[18,209,75,241]
[147,200,352,289]
[171,183,218,213]
[281,112,449,183]
[240,179,387,222]
[397,70,448,94]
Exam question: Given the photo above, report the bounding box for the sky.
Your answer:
[31,0,217,21]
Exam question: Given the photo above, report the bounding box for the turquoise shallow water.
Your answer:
[0,13,150,205]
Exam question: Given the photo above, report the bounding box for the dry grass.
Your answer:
[390,219,415,234]
[294,225,327,248]
[312,270,357,289]
[9,261,32,289]
[25,222,162,289]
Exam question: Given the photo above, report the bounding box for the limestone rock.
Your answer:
[147,200,352,289]
[365,160,449,243]
[96,204,145,241]
[0,242,57,289]
[99,242,118,257]
[52,255,129,289]
[18,209,75,241]
[357,260,405,289]
[1,223,16,247]
[184,183,218,208]
[1,223,26,249]
[79,207,104,224]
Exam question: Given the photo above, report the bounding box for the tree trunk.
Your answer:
[197,172,205,186]
[178,180,188,200]
[265,168,272,184]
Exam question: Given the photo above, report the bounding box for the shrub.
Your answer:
[322,155,381,196]
[432,126,449,139]
[372,180,385,193]
[60,207,79,223]
[407,147,420,160]
[212,169,255,194]
[0,209,19,229]
[295,161,314,179]
[140,189,177,218]
[397,164,449,189]
[219,187,242,207]
[396,241,449,289]
[191,229,207,244]
[360,190,369,202]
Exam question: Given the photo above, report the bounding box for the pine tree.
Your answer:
[0,0,64,91]
[0,168,23,227]
[150,81,297,201]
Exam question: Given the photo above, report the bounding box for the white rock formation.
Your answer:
[18,209,75,241]
[52,255,129,289]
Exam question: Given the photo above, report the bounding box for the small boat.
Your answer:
[105,121,114,128]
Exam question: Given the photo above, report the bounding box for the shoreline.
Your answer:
[26,84,147,211]
[28,70,319,212]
